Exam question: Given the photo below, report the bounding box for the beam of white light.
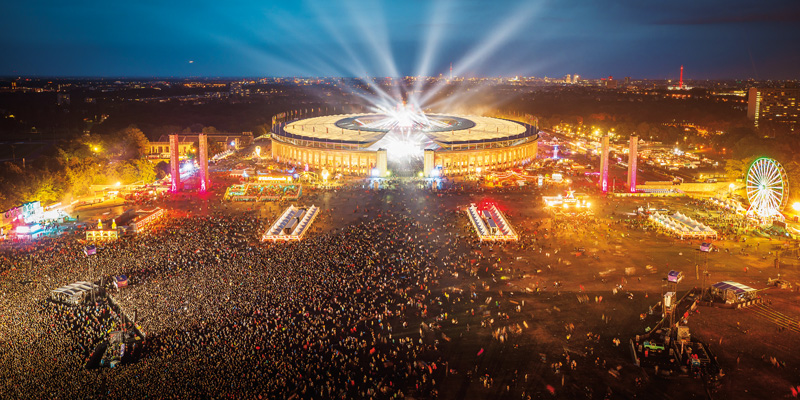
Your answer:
[410,0,455,102]
[303,0,373,78]
[417,2,541,107]
[215,0,546,121]
[341,0,401,99]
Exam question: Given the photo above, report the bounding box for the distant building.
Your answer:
[748,87,800,133]
[148,139,193,158]
[229,82,246,97]
[147,132,253,158]
[57,93,70,106]
[565,74,572,84]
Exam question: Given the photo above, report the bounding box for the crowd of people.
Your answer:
[2,180,570,399]
[4,179,791,399]
[1,203,462,398]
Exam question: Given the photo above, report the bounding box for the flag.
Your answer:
[114,275,128,288]
[84,245,97,256]
[700,243,711,252]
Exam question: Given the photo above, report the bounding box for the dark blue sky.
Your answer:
[2,0,798,79]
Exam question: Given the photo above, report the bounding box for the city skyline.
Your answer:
[1,0,799,80]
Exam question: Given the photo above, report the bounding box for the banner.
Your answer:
[114,275,129,288]
[84,245,97,256]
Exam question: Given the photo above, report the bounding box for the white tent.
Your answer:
[51,281,99,305]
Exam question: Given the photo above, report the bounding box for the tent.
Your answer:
[50,281,99,305]
[711,281,757,303]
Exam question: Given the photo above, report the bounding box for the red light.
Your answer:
[477,199,497,211]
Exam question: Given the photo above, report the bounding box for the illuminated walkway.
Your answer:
[466,203,518,242]
[262,205,319,241]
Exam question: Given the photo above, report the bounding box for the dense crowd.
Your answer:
[6,182,791,399]
[0,190,485,399]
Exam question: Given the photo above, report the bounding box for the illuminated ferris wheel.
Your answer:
[745,157,788,220]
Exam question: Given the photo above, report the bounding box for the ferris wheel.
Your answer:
[745,157,788,220]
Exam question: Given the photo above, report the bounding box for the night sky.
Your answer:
[2,0,799,79]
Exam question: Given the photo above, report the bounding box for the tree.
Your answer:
[151,124,182,140]
[208,141,225,157]
[108,125,150,160]
[725,157,755,181]
[31,175,62,204]
[254,124,270,137]
[155,161,170,179]
[134,159,156,184]
[116,162,139,184]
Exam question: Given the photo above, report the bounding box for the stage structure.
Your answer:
[542,189,591,209]
[262,205,319,241]
[198,133,209,192]
[599,135,610,193]
[270,106,538,177]
[466,203,518,241]
[169,134,180,192]
[627,136,638,192]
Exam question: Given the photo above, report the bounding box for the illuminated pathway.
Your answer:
[466,203,518,241]
[262,205,319,241]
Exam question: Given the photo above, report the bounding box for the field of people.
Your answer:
[1,179,799,399]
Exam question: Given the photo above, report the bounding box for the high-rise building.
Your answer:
[748,87,800,133]
[573,75,580,83]
[565,74,572,84]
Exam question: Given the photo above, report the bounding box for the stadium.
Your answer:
[270,105,538,177]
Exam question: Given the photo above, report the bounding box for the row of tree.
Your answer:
[0,126,157,211]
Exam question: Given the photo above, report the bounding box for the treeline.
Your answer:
[0,126,159,211]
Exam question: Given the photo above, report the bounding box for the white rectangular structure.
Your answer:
[466,203,518,241]
[169,134,181,192]
[376,149,387,177]
[627,136,638,192]
[198,133,209,192]
[262,205,319,241]
[599,135,609,193]
[423,149,435,177]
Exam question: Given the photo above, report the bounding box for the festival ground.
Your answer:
[228,184,800,399]
[2,181,800,399]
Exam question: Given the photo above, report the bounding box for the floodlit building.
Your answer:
[271,111,538,177]
[748,87,800,133]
